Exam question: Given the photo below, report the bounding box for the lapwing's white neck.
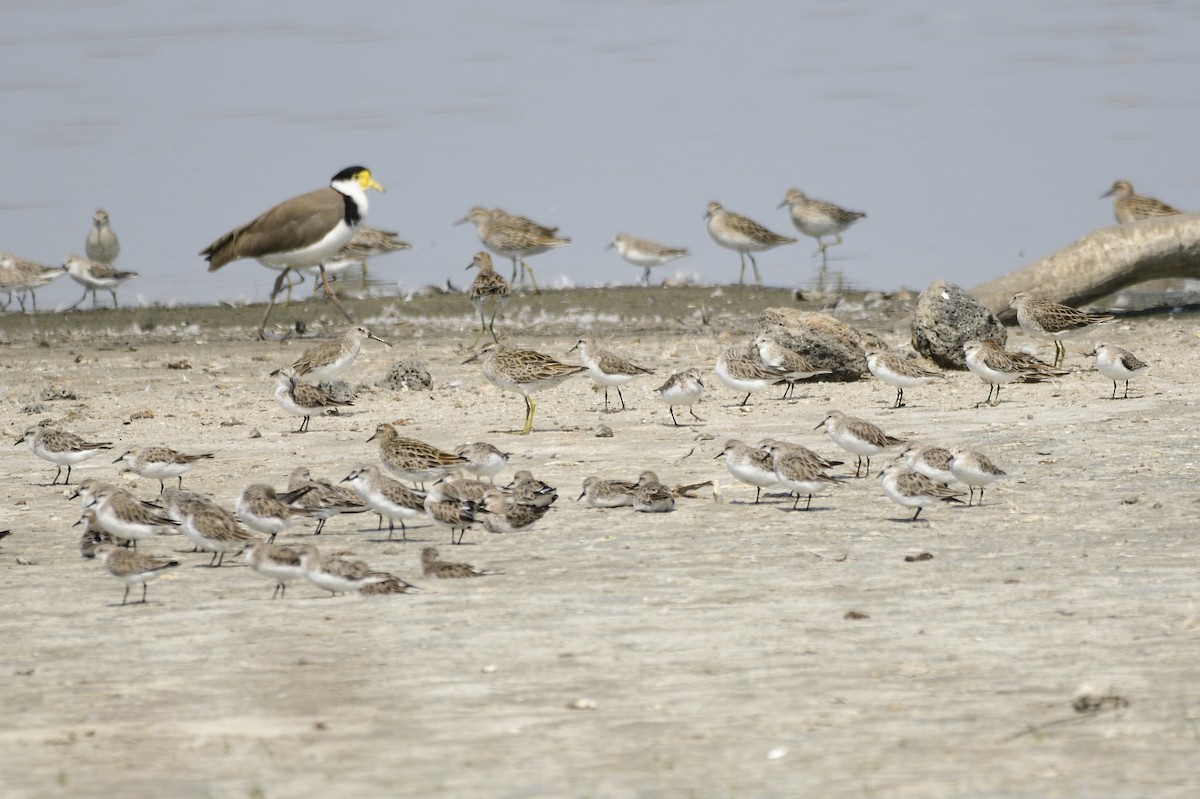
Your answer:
[331,176,370,227]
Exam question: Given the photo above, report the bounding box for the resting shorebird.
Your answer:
[1101,180,1181,224]
[200,166,384,337]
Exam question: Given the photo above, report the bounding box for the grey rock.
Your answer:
[377,360,433,392]
[910,281,1006,370]
[315,379,356,403]
[752,307,868,382]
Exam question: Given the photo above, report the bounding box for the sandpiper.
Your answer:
[865,349,946,408]
[236,483,317,543]
[456,206,569,293]
[0,253,64,312]
[507,470,558,508]
[423,482,486,545]
[714,344,785,406]
[421,546,500,578]
[963,339,1036,406]
[243,541,307,598]
[898,443,957,487]
[632,471,675,513]
[275,324,390,381]
[16,426,112,485]
[63,255,138,309]
[766,444,843,510]
[86,208,120,264]
[286,467,369,534]
[654,368,705,426]
[607,233,689,285]
[947,448,1006,506]
[777,188,866,256]
[342,464,426,541]
[452,442,511,483]
[464,344,586,435]
[481,488,552,533]
[578,475,637,508]
[113,445,214,493]
[466,251,510,347]
[754,334,830,399]
[1101,180,1181,223]
[815,410,905,477]
[273,369,353,433]
[878,463,966,521]
[1008,292,1114,368]
[568,335,653,412]
[716,439,779,504]
[92,544,179,605]
[367,423,468,487]
[181,503,260,567]
[1091,343,1149,399]
[705,201,796,285]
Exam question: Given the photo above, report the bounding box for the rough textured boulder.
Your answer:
[752,308,867,382]
[911,281,1006,370]
[377,360,432,391]
[971,214,1200,314]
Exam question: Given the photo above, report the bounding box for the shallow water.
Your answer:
[3,0,1198,308]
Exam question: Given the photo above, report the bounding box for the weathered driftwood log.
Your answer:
[971,214,1200,315]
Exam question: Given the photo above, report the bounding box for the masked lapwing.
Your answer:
[200,166,384,337]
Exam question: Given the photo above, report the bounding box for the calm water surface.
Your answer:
[2,0,1198,308]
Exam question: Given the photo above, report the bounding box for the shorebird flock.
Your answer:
[3,167,1162,604]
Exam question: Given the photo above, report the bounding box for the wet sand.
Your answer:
[0,287,1196,798]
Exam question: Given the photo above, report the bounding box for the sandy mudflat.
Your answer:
[0,287,1197,798]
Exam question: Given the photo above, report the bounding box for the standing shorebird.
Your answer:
[815,410,905,478]
[607,233,689,285]
[273,369,353,433]
[17,426,112,485]
[865,349,946,408]
[1008,292,1114,368]
[342,464,426,541]
[777,188,866,258]
[466,251,510,347]
[754,334,830,399]
[273,324,389,382]
[367,424,468,487]
[568,335,653,412]
[113,445,214,493]
[705,201,795,285]
[878,463,966,522]
[714,344,785,406]
[655,368,705,426]
[456,207,569,293]
[85,209,120,264]
[947,448,1007,506]
[963,339,1065,406]
[464,344,586,435]
[200,166,384,337]
[1101,180,1181,223]
[63,255,138,309]
[1091,343,1149,399]
[92,544,179,605]
[315,225,411,288]
[0,253,65,312]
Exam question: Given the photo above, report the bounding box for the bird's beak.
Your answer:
[368,331,391,347]
[576,491,585,501]
[363,175,385,193]
[339,475,353,483]
[462,351,481,365]
[1100,187,1115,199]
[776,199,787,209]
[566,342,579,354]
[712,452,723,460]
[603,242,614,251]
[366,432,379,443]
[812,420,826,430]
[112,454,124,463]
[453,216,469,227]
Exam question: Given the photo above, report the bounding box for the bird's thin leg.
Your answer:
[617,387,627,411]
[258,269,291,339]
[688,406,703,422]
[750,253,761,285]
[522,260,540,295]
[317,265,356,324]
[738,253,746,285]
[739,393,751,407]
[911,507,922,522]
[110,290,119,309]
[68,288,89,311]
[668,407,680,426]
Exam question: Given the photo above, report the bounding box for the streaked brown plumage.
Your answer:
[1101,180,1181,223]
[705,201,796,285]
